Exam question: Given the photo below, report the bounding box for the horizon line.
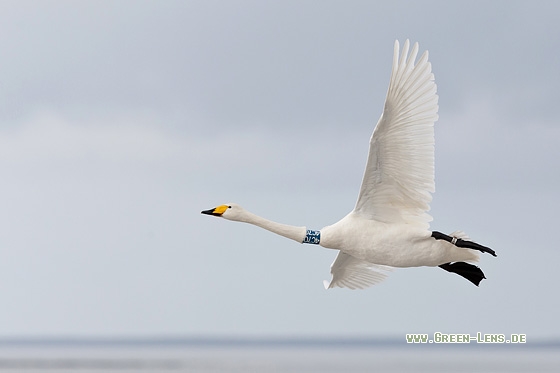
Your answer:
[0,335,558,349]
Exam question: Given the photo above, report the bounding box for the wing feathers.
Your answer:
[354,40,438,228]
[324,252,393,290]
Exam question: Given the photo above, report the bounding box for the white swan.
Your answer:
[202,40,496,289]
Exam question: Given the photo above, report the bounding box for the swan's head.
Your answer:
[201,203,244,221]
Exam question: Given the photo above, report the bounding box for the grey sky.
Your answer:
[0,0,559,339]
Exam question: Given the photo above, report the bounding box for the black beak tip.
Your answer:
[201,209,214,215]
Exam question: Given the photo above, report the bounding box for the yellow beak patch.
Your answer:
[213,205,229,215]
[201,204,230,216]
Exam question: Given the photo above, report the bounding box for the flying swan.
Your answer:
[202,40,496,289]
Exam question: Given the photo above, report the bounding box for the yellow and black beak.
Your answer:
[201,205,229,217]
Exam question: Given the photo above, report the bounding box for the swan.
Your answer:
[202,40,496,289]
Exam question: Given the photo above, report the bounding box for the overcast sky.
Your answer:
[0,0,559,340]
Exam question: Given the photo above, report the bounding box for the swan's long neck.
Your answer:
[237,210,309,243]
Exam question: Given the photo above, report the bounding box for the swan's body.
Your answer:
[320,214,478,267]
[202,40,496,289]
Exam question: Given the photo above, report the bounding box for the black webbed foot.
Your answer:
[439,262,486,286]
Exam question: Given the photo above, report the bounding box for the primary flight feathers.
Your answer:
[355,39,438,229]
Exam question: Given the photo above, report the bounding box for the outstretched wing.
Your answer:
[324,252,393,290]
[354,40,438,229]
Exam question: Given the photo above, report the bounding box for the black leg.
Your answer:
[455,239,497,257]
[431,231,450,241]
[431,231,497,257]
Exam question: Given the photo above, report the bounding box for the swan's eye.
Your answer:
[228,206,232,208]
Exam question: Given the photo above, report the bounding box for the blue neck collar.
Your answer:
[303,230,321,244]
